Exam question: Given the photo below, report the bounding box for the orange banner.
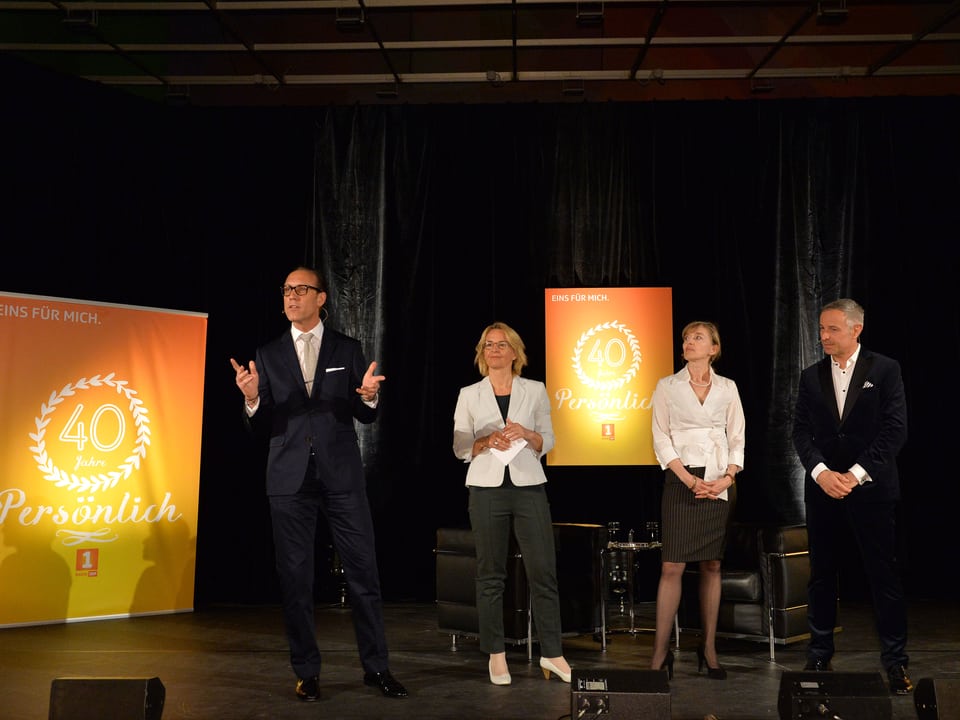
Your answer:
[544,288,673,466]
[0,292,206,626]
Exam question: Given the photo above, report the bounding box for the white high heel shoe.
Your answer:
[488,658,512,686]
[540,657,572,683]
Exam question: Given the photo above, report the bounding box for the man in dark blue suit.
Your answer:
[792,298,910,695]
[230,266,406,701]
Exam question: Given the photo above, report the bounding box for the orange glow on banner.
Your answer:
[0,292,206,626]
[544,288,673,466]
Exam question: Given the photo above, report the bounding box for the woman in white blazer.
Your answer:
[453,322,570,686]
[649,321,745,681]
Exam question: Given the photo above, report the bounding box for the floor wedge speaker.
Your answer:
[778,671,890,720]
[915,676,960,720]
[49,676,165,720]
[571,668,670,720]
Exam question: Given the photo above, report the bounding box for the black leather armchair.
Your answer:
[434,523,605,651]
[435,527,530,647]
[677,523,812,660]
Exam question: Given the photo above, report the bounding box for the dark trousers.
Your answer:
[269,484,388,679]
[468,484,563,657]
[806,496,908,671]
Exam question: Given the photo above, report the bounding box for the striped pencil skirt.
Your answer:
[660,466,736,563]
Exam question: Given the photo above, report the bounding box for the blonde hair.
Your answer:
[474,322,528,377]
[681,321,722,364]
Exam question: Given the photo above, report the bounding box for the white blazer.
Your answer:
[453,376,555,487]
[651,365,746,500]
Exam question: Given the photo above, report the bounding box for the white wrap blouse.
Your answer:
[651,365,746,501]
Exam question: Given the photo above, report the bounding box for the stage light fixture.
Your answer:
[561,79,585,97]
[335,7,365,31]
[485,70,505,87]
[375,83,399,100]
[165,85,190,106]
[575,1,604,26]
[817,0,848,25]
[61,9,98,31]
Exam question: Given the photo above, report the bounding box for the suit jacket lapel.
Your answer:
[841,351,874,424]
[817,359,841,425]
[312,330,337,397]
[479,378,502,421]
[279,333,304,388]
[506,378,526,421]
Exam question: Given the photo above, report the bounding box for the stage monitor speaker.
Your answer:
[571,668,670,720]
[778,671,890,720]
[915,677,960,720]
[49,676,165,720]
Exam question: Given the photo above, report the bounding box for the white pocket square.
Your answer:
[326,367,345,373]
[862,380,874,389]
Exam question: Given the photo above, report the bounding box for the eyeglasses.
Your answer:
[281,284,321,297]
[483,341,511,351]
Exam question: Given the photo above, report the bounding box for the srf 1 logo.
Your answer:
[76,548,99,577]
[601,424,615,440]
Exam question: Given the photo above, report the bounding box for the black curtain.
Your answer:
[309,99,959,600]
[2,52,957,604]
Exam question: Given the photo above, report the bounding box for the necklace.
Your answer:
[688,376,712,387]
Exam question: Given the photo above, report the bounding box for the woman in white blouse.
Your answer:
[649,321,745,681]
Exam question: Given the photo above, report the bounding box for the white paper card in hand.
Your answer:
[490,438,527,465]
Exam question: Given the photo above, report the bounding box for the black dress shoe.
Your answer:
[887,665,913,695]
[295,675,320,702]
[803,658,833,671]
[363,670,408,698]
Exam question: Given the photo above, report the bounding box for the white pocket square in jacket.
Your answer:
[326,367,345,372]
[862,380,874,389]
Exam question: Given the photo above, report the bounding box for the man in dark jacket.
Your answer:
[792,298,910,695]
[230,266,406,702]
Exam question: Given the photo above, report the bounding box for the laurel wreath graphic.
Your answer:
[29,374,151,493]
[571,321,642,392]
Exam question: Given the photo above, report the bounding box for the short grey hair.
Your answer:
[821,298,864,328]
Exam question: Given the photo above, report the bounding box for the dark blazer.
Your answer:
[792,347,907,505]
[249,326,377,495]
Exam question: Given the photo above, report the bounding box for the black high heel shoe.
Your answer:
[696,644,727,680]
[655,650,674,680]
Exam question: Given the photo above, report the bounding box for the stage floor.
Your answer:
[2,599,957,720]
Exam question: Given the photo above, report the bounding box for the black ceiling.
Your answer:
[2,0,960,106]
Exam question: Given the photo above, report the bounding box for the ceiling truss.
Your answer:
[2,0,959,104]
